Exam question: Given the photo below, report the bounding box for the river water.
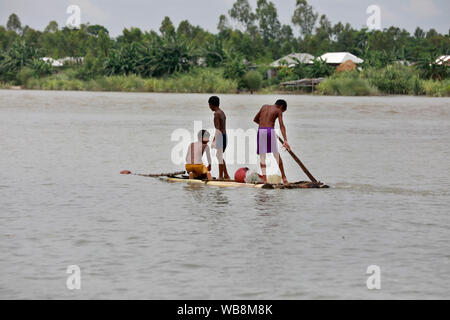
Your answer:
[0,90,449,299]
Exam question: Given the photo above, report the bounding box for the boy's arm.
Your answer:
[213,113,220,147]
[205,145,212,171]
[278,111,291,151]
[253,108,261,125]
[186,143,194,164]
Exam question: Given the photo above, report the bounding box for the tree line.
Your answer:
[0,0,449,85]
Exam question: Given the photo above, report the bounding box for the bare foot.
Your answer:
[282,177,288,184]
[189,172,194,179]
[261,175,267,183]
[224,175,231,181]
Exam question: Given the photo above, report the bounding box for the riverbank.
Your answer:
[317,67,450,97]
[2,67,449,97]
[7,68,239,94]
[3,81,449,97]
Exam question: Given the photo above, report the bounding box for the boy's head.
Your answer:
[208,96,220,111]
[198,130,210,143]
[275,99,287,112]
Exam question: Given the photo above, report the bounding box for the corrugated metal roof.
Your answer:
[436,55,450,65]
[271,53,314,68]
[318,52,364,64]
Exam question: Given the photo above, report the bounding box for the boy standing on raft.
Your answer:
[185,130,212,180]
[208,96,231,180]
[253,100,291,184]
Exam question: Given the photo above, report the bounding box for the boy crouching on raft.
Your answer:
[185,130,212,180]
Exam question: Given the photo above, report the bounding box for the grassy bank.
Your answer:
[318,65,450,97]
[22,68,238,93]
[4,64,449,97]
[317,72,379,96]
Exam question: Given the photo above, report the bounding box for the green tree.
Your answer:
[280,25,294,41]
[292,0,318,38]
[44,21,59,33]
[243,70,262,90]
[87,29,112,58]
[118,27,143,44]
[332,22,344,41]
[7,13,22,33]
[0,39,40,81]
[87,24,109,36]
[223,49,247,83]
[28,58,54,78]
[74,52,103,80]
[278,25,296,55]
[255,0,281,42]
[316,14,332,37]
[103,42,142,76]
[203,39,226,67]
[416,54,448,80]
[229,0,256,32]
[177,20,194,39]
[56,25,90,58]
[308,57,333,78]
[143,38,192,76]
[22,26,41,48]
[160,17,175,38]
[314,14,332,52]
[426,28,438,39]
[0,26,19,50]
[332,23,357,52]
[217,15,230,33]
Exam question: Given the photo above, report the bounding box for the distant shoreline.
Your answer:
[3,63,449,97]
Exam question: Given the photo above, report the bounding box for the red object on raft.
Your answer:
[234,167,249,183]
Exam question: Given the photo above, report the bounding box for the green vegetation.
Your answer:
[24,68,238,93]
[243,70,263,91]
[362,64,420,95]
[422,79,450,97]
[0,0,448,96]
[318,66,450,96]
[317,71,378,96]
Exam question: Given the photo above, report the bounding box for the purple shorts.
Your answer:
[257,127,278,155]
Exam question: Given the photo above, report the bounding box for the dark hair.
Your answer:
[208,96,220,107]
[198,130,210,141]
[275,99,287,111]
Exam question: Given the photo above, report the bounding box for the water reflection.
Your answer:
[183,184,230,208]
[253,190,285,215]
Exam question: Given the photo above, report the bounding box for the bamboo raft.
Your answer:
[122,135,328,189]
[165,175,329,189]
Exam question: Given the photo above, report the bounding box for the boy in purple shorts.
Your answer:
[253,100,291,184]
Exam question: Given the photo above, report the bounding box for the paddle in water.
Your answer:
[276,135,318,183]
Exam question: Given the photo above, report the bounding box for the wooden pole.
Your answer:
[121,171,185,177]
[277,135,318,183]
[137,171,186,177]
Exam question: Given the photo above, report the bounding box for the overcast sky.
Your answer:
[0,0,448,36]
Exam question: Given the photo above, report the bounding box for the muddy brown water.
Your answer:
[1,90,449,299]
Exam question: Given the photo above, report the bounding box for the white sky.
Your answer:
[0,0,448,36]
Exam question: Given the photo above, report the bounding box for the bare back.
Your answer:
[256,105,282,128]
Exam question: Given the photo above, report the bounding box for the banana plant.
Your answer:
[0,39,43,81]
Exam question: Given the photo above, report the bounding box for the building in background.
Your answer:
[317,52,364,66]
[268,53,314,78]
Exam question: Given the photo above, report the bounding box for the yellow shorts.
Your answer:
[185,164,208,176]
